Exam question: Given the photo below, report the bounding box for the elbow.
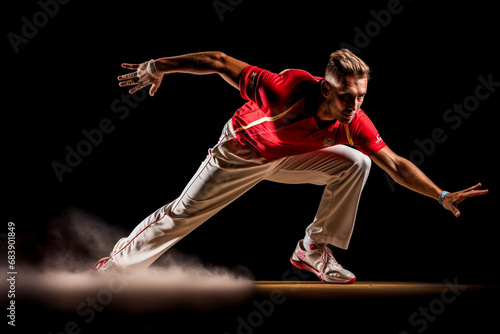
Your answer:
[214,51,227,60]
[209,51,227,62]
[211,51,229,70]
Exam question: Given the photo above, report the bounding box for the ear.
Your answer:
[321,80,331,98]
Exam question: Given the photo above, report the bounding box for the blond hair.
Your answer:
[325,49,370,84]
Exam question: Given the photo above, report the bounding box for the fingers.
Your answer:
[121,77,152,94]
[118,63,140,82]
[459,183,489,200]
[461,183,483,193]
[117,62,148,93]
[118,71,138,81]
[149,76,163,96]
[465,189,489,198]
[117,61,163,95]
[121,63,139,70]
[119,78,139,87]
[444,183,488,217]
[129,81,149,94]
[149,85,157,97]
[117,63,141,81]
[443,197,460,218]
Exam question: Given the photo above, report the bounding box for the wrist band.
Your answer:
[438,191,449,205]
[147,59,162,78]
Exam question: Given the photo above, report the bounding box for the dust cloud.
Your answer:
[2,208,255,314]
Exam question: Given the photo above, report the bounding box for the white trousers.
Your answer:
[109,119,371,270]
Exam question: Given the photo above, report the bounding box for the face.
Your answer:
[321,75,368,124]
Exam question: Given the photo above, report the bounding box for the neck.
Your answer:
[305,84,334,126]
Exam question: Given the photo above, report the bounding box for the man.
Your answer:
[93,49,487,283]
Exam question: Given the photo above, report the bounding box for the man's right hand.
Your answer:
[118,59,163,96]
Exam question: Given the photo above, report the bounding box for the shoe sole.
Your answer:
[290,256,356,284]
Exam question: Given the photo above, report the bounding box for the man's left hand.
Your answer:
[442,183,488,217]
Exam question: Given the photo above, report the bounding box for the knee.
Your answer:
[354,152,371,174]
[336,150,371,181]
[341,150,371,179]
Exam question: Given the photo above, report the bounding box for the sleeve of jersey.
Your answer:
[351,111,387,156]
[238,65,286,108]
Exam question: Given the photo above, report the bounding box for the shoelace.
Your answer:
[320,247,342,272]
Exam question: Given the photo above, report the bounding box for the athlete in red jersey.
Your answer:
[93,50,488,283]
[233,65,386,159]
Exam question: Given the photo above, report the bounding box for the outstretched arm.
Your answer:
[118,51,249,96]
[370,146,488,217]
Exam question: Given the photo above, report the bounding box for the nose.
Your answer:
[347,101,359,112]
[349,99,361,112]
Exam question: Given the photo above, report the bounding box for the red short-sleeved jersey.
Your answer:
[231,65,386,160]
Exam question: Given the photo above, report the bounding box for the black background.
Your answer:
[4,0,498,309]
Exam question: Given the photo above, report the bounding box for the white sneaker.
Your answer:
[290,240,356,284]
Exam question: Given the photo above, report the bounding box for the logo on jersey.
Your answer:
[376,133,383,144]
[248,71,258,89]
[323,137,335,146]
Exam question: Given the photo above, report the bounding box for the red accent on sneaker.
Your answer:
[309,243,318,250]
[296,248,306,260]
[92,257,110,272]
[290,256,319,276]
